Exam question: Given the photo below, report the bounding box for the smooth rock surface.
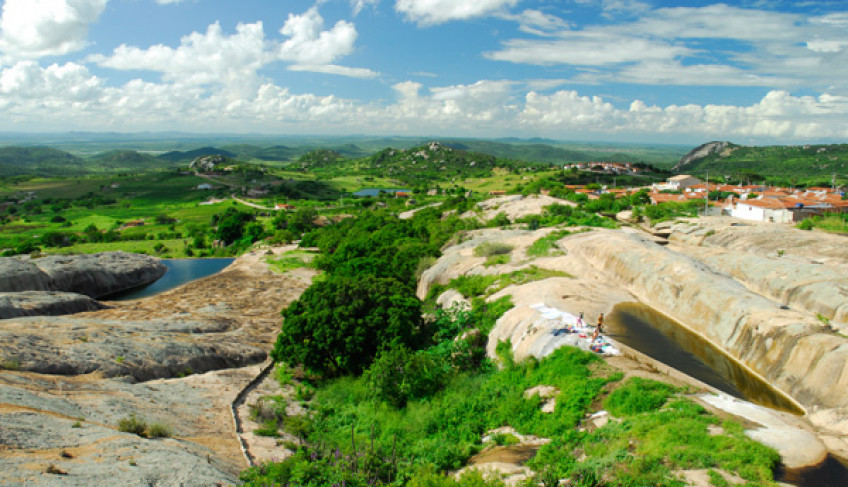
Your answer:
[0,251,167,298]
[0,246,316,486]
[0,291,105,319]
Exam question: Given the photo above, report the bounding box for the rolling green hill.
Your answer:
[0,146,87,176]
[674,141,848,184]
[296,142,537,185]
[90,150,170,171]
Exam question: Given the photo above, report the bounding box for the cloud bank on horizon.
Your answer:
[0,0,846,144]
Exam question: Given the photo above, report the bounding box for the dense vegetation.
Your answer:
[247,198,782,486]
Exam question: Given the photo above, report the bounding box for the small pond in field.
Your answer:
[106,258,234,301]
[353,188,410,197]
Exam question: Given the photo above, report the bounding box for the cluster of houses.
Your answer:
[649,175,847,223]
[562,162,644,174]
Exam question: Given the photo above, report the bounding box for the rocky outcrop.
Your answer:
[0,291,104,319]
[0,247,317,486]
[0,315,266,381]
[673,141,732,172]
[565,229,848,411]
[460,195,576,223]
[0,252,167,298]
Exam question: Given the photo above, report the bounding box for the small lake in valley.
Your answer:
[105,258,235,301]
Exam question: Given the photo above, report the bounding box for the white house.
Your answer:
[731,198,794,223]
[653,175,703,192]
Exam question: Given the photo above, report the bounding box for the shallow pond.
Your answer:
[106,257,234,301]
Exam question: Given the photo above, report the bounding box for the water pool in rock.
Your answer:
[105,257,234,300]
[606,302,802,414]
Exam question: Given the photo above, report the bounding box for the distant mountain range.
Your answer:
[4,136,844,184]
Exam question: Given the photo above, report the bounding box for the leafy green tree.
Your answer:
[289,207,318,234]
[272,275,422,376]
[213,207,255,245]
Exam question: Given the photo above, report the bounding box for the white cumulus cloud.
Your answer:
[0,0,108,60]
[89,22,267,95]
[395,0,520,26]
[278,7,358,65]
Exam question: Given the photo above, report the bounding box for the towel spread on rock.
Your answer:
[530,302,621,356]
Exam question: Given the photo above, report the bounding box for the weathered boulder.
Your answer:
[0,252,167,298]
[616,210,638,223]
[0,291,105,319]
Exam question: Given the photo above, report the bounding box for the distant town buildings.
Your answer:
[563,162,642,174]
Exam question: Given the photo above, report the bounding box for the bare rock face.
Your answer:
[564,229,848,411]
[0,315,266,381]
[673,141,732,172]
[0,291,105,319]
[0,252,167,298]
[0,247,317,487]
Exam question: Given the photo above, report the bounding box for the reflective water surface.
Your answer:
[105,258,234,301]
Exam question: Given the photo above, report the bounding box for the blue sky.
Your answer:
[0,0,846,144]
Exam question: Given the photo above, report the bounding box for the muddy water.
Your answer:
[606,302,802,414]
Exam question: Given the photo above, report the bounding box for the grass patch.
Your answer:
[473,241,514,258]
[267,251,313,273]
[147,422,173,438]
[603,377,676,416]
[483,253,510,267]
[439,265,573,299]
[117,414,172,438]
[0,357,20,370]
[275,363,294,387]
[526,229,571,257]
[254,419,281,437]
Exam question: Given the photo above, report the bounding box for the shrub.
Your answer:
[117,414,171,438]
[364,345,446,408]
[473,242,514,257]
[147,422,173,438]
[250,396,287,423]
[118,414,148,437]
[797,218,814,230]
